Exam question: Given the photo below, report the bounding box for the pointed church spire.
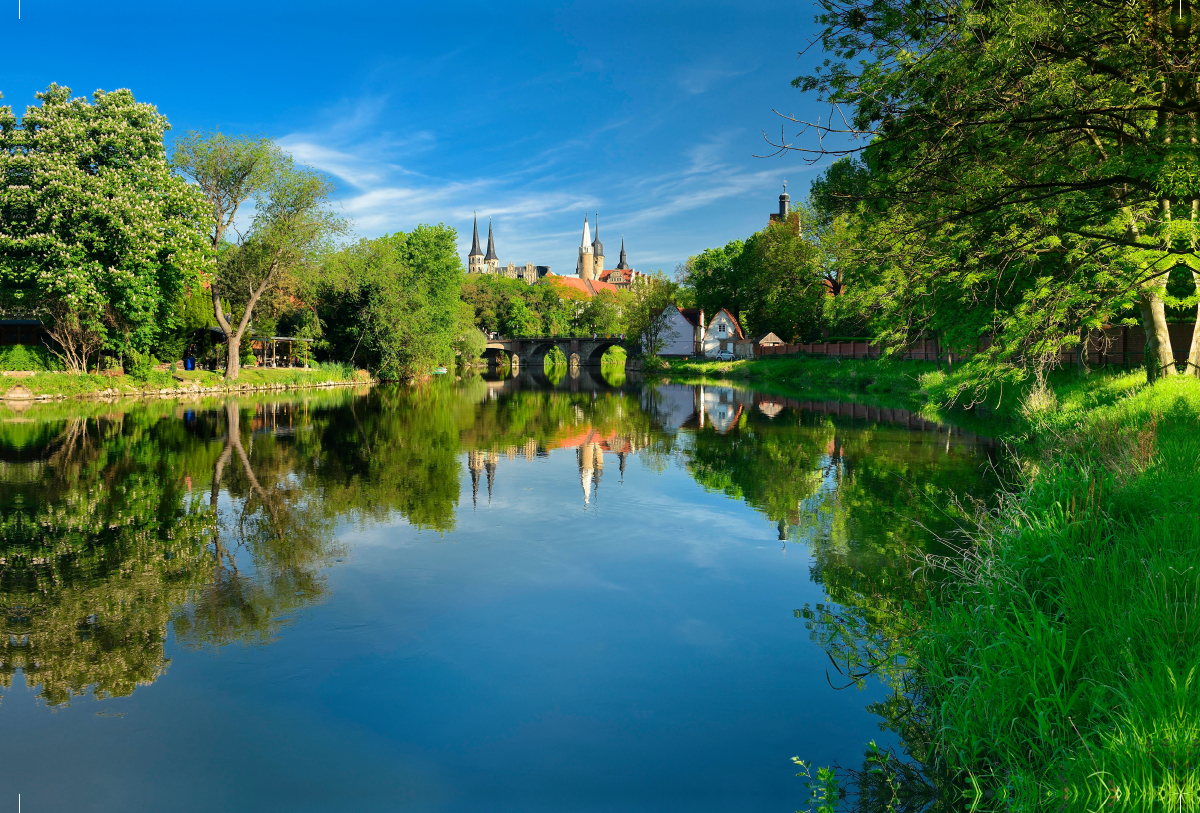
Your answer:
[484,218,499,262]
[469,212,483,258]
[592,212,603,257]
[580,213,592,249]
[616,236,630,270]
[577,213,594,280]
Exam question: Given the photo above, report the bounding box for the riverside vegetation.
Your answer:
[667,355,1199,811]
[656,0,1200,804]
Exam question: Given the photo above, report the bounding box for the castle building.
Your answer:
[467,214,550,284]
[573,213,647,292]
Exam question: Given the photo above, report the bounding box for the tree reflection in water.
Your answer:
[0,374,1000,804]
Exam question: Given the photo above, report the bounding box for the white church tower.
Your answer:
[576,213,594,281]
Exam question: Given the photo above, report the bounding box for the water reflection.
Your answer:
[0,373,999,809]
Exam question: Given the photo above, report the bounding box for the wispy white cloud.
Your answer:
[278,101,807,274]
[676,61,757,95]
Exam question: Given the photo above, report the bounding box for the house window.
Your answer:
[717,324,727,335]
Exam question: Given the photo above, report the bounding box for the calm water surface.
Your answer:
[0,371,998,812]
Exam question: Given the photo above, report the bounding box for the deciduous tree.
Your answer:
[315,224,463,379]
[775,0,1200,381]
[173,133,339,379]
[0,85,209,373]
[624,273,681,357]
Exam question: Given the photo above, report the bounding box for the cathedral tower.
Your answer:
[484,218,500,273]
[616,236,630,270]
[468,213,485,274]
[770,181,791,224]
[576,214,594,281]
[591,213,604,274]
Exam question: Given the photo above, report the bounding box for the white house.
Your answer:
[653,306,706,356]
[701,309,744,358]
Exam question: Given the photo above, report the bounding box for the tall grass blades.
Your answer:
[917,377,1200,811]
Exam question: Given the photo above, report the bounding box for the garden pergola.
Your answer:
[250,336,313,368]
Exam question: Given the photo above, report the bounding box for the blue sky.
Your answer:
[2,0,835,275]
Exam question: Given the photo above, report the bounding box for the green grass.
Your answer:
[659,354,938,405]
[0,365,365,399]
[912,375,1200,810]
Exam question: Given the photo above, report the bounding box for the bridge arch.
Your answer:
[583,339,624,366]
[521,341,559,367]
[481,346,510,366]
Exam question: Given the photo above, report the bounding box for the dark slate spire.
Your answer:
[469,213,483,258]
[616,236,630,270]
[591,212,604,257]
[484,218,499,262]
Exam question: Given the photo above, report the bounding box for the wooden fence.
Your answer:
[755,324,1198,367]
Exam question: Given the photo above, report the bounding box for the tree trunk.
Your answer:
[1189,271,1200,378]
[1076,327,1089,375]
[226,334,241,381]
[1138,290,1176,382]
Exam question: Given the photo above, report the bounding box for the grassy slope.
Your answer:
[920,375,1200,809]
[0,365,365,399]
[658,354,940,410]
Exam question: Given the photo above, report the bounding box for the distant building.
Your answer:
[653,305,704,356]
[575,214,647,289]
[467,214,550,284]
[548,274,620,300]
[701,308,744,358]
[769,181,791,225]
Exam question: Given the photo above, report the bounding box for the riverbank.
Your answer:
[657,354,926,402]
[0,365,370,401]
[913,374,1200,810]
[748,360,1198,810]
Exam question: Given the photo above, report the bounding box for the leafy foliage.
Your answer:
[0,85,210,373]
[784,0,1200,384]
[314,224,463,379]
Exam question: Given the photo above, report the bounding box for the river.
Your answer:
[0,371,999,812]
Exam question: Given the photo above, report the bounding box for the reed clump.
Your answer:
[919,375,1200,810]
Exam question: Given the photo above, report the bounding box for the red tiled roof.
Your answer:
[549,275,620,298]
[678,307,702,327]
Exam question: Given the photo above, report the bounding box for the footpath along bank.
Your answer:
[658,354,1199,809]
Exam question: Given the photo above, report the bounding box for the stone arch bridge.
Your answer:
[483,336,628,367]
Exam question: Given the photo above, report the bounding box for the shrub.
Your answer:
[0,344,63,371]
[126,349,159,380]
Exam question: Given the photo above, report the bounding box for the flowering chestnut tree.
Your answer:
[0,85,210,373]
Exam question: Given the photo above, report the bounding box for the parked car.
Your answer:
[715,349,735,361]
